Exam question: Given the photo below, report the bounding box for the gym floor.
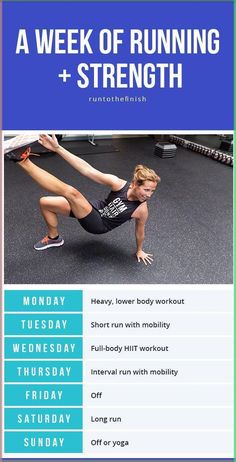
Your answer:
[4,136,233,284]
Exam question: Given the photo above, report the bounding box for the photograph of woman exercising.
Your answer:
[9,134,160,265]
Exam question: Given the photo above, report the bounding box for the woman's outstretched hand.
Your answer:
[38,134,60,152]
[136,250,153,265]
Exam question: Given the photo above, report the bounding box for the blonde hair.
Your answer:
[132,164,161,185]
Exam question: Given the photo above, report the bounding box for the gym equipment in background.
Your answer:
[169,136,233,167]
[154,142,177,158]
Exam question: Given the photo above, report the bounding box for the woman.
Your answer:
[8,134,160,265]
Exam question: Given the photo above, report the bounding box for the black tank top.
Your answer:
[90,182,142,231]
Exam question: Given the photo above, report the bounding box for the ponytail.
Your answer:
[132,164,160,185]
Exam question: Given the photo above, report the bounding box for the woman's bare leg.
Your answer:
[19,158,92,218]
[39,196,71,238]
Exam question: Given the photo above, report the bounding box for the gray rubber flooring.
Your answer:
[4,137,233,284]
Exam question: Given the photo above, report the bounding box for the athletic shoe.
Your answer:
[34,235,64,251]
[5,144,40,162]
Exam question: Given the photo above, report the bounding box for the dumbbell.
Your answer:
[213,151,219,160]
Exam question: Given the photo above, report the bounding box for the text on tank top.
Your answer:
[90,182,142,231]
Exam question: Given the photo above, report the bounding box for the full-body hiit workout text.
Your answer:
[9,135,160,265]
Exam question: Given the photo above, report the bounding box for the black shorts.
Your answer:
[70,207,109,234]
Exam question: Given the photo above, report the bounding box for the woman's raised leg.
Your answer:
[19,158,92,219]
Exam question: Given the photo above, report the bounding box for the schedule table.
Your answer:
[3,286,233,458]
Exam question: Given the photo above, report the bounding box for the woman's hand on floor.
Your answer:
[136,250,153,265]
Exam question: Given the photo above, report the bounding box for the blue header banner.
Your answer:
[3,1,233,130]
